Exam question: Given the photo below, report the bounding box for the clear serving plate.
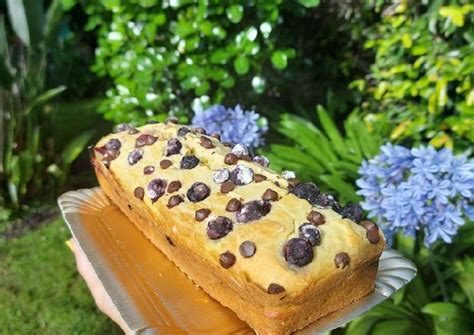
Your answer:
[58,188,417,335]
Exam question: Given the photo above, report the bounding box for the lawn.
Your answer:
[0,218,120,334]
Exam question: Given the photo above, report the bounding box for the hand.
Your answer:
[70,238,130,334]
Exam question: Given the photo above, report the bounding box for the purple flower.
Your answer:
[357,143,474,247]
[191,104,267,147]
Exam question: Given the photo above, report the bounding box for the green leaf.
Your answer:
[422,302,472,322]
[45,0,65,47]
[233,56,249,75]
[61,130,95,165]
[316,105,347,158]
[271,50,288,70]
[454,257,474,310]
[226,5,243,24]
[7,0,45,47]
[24,86,66,115]
[371,319,422,335]
[298,0,320,8]
[346,315,379,335]
[0,14,13,87]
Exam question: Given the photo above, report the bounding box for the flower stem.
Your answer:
[428,248,448,302]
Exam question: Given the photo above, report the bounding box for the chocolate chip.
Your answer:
[166,235,175,246]
[136,133,157,147]
[167,195,183,208]
[230,165,254,185]
[281,170,296,179]
[102,160,111,168]
[213,168,230,184]
[200,136,215,149]
[367,228,381,244]
[166,116,179,124]
[240,155,252,162]
[287,178,301,189]
[195,208,211,221]
[335,252,350,269]
[222,142,233,148]
[236,200,271,223]
[252,155,269,167]
[283,238,314,267]
[114,123,129,133]
[128,127,139,134]
[220,181,235,194]
[262,189,278,201]
[195,127,207,134]
[127,204,132,210]
[180,155,199,169]
[166,138,182,156]
[224,153,239,165]
[134,187,144,200]
[101,148,120,161]
[361,220,380,244]
[339,203,363,223]
[207,216,233,239]
[147,178,167,202]
[231,144,249,157]
[187,182,210,202]
[291,182,320,205]
[210,133,221,140]
[128,149,143,165]
[313,193,340,210]
[298,223,321,246]
[219,251,236,269]
[253,174,267,183]
[267,283,285,294]
[167,180,182,193]
[307,210,325,225]
[106,139,121,150]
[177,127,190,137]
[160,159,172,169]
[143,165,155,175]
[239,241,256,258]
[226,198,242,212]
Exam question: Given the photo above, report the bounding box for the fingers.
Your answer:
[70,239,131,334]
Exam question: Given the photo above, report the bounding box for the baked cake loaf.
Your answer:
[91,121,385,334]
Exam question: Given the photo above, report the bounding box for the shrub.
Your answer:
[83,0,379,124]
[352,0,474,151]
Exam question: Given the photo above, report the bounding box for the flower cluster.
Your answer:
[191,105,267,147]
[357,144,474,246]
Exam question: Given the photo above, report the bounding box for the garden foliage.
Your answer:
[352,0,474,150]
[83,0,377,124]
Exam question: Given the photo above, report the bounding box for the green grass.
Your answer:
[0,218,121,334]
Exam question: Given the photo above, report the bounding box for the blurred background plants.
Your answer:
[351,0,474,151]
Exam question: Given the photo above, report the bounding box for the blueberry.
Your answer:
[177,127,190,137]
[207,216,233,240]
[236,200,271,223]
[106,139,121,150]
[166,138,182,156]
[180,155,200,169]
[283,238,314,267]
[147,178,167,202]
[339,203,363,223]
[128,149,143,165]
[298,223,321,246]
[290,182,320,205]
[186,182,210,202]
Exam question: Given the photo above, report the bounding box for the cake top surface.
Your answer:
[94,122,385,295]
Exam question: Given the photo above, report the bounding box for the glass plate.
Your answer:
[58,188,417,335]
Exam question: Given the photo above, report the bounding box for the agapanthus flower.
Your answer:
[191,105,267,147]
[357,144,474,247]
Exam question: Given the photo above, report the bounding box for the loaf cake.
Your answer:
[91,120,385,334]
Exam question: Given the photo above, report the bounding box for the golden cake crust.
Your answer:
[92,122,385,334]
